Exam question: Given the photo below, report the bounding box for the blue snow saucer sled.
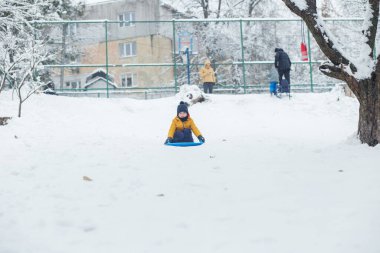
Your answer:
[165,142,204,147]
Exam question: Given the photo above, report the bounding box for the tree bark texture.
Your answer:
[357,79,380,146]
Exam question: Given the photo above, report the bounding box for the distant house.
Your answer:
[83,69,117,90]
[53,0,182,90]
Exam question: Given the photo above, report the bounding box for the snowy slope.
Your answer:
[0,90,380,253]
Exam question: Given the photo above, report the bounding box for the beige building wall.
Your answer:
[50,0,180,90]
[75,34,174,88]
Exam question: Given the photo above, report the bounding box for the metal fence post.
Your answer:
[185,48,190,84]
[172,20,178,93]
[105,20,110,98]
[239,19,247,94]
[306,25,314,92]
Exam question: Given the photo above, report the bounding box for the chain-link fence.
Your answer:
[34,18,368,98]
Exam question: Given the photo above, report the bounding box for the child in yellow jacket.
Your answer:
[165,101,205,144]
[199,59,216,94]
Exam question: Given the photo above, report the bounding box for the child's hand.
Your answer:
[165,137,173,144]
[198,135,205,143]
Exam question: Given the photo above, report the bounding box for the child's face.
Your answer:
[178,112,188,118]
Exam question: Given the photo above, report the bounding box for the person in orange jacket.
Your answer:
[165,101,205,144]
[199,59,216,94]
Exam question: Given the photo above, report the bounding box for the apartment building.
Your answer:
[53,0,178,90]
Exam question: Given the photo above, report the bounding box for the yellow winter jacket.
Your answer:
[168,116,202,138]
[199,61,216,83]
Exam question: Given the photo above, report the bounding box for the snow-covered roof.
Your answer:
[84,76,117,89]
[86,68,115,83]
[88,68,115,78]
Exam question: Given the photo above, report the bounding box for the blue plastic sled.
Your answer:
[165,142,204,147]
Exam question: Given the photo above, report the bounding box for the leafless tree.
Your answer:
[10,36,52,117]
[0,0,60,116]
[200,0,210,18]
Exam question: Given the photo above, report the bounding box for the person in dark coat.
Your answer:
[274,48,291,84]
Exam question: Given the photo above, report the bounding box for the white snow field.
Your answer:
[0,90,379,253]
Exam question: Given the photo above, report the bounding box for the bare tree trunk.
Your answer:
[200,0,209,18]
[0,75,6,95]
[18,100,22,118]
[357,79,380,146]
[216,0,222,18]
[248,0,263,17]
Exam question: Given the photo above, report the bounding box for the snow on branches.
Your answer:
[0,0,67,116]
[283,0,379,80]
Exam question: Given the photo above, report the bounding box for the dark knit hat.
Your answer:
[177,101,189,114]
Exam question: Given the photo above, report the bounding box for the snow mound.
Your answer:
[175,84,207,105]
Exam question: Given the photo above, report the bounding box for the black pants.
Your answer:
[173,129,194,143]
[203,82,214,94]
[278,69,290,84]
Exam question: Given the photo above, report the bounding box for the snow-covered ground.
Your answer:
[0,90,379,253]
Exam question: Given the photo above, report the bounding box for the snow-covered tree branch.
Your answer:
[10,35,53,117]
[282,0,355,71]
[0,0,83,116]
[283,0,380,146]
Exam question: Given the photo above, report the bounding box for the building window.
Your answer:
[65,81,81,88]
[119,42,137,57]
[119,12,135,27]
[121,73,136,87]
